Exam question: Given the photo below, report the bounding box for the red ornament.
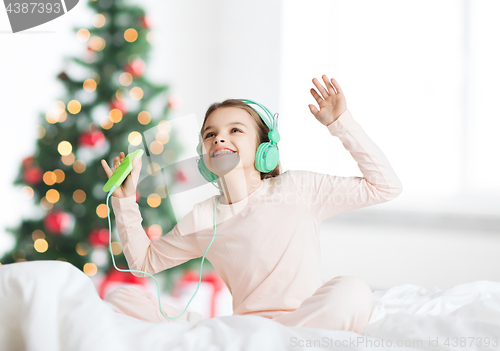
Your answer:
[23,166,43,185]
[167,95,181,110]
[109,99,127,115]
[43,211,72,235]
[88,228,110,247]
[22,156,35,168]
[123,59,145,78]
[146,225,162,242]
[135,190,140,202]
[78,130,105,147]
[138,15,150,29]
[174,169,187,182]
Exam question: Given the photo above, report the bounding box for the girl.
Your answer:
[101,75,403,334]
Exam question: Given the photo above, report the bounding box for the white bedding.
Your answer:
[1,260,499,351]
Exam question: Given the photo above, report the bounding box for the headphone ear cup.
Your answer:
[255,142,279,173]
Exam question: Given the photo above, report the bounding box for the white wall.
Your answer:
[143,0,282,132]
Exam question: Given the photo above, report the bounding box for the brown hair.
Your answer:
[201,99,282,180]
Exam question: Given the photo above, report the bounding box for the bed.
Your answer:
[1,260,499,351]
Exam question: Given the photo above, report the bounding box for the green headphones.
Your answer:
[196,99,280,190]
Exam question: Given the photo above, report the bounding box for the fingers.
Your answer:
[310,88,323,105]
[101,159,113,178]
[330,77,342,95]
[312,77,330,100]
[102,152,141,181]
[309,75,342,116]
[322,75,337,94]
[311,75,340,100]
[114,152,126,169]
[113,156,120,169]
[102,152,125,179]
[308,104,319,115]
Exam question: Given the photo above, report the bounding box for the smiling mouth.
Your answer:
[212,151,237,158]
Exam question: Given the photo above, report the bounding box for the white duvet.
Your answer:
[1,260,499,351]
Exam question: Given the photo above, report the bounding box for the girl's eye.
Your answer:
[204,128,241,139]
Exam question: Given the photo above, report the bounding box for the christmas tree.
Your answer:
[0,0,214,298]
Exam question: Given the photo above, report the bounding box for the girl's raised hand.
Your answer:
[101,152,142,198]
[308,75,347,126]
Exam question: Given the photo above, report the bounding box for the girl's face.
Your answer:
[201,107,259,174]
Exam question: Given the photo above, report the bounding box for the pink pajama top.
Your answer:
[110,109,403,320]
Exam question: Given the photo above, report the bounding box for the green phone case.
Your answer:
[103,149,144,192]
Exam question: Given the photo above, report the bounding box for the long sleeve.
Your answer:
[110,195,203,277]
[289,109,403,222]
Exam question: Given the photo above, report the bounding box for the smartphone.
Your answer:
[103,149,144,193]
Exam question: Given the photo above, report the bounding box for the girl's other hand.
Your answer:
[101,152,142,198]
[309,74,348,126]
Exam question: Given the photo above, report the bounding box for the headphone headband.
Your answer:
[237,99,278,132]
